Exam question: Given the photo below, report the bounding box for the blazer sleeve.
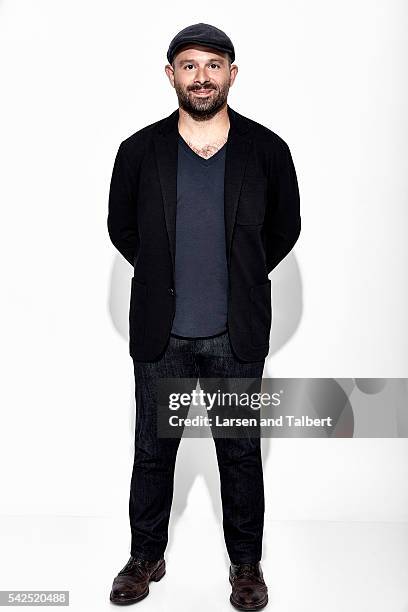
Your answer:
[107,142,140,267]
[264,140,301,274]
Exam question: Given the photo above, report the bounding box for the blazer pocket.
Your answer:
[129,278,147,346]
[249,280,272,347]
[236,176,268,226]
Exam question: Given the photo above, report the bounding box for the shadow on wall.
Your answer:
[107,250,303,566]
[268,251,302,356]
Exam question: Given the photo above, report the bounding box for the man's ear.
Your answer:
[164,64,175,87]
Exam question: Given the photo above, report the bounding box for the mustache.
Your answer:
[189,85,216,91]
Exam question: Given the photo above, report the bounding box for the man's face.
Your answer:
[166,45,237,120]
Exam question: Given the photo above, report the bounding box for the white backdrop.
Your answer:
[1,0,407,529]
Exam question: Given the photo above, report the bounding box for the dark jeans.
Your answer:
[129,330,265,564]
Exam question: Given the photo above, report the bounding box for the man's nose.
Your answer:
[194,66,209,83]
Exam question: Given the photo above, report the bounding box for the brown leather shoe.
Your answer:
[229,562,268,610]
[110,556,166,605]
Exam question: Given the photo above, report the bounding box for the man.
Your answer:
[108,22,301,610]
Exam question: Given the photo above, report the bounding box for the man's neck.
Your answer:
[178,104,230,149]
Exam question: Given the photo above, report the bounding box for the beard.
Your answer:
[174,79,230,121]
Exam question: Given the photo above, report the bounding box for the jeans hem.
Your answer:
[229,555,262,564]
[130,548,165,561]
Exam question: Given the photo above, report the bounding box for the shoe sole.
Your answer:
[229,576,268,611]
[110,561,166,605]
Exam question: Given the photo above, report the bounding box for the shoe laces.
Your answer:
[234,563,263,582]
[118,557,150,578]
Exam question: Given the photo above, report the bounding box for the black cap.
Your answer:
[167,22,235,65]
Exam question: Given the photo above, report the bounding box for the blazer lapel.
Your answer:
[153,104,252,278]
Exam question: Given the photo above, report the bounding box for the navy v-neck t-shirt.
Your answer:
[170,134,229,339]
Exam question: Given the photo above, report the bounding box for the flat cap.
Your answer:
[167,22,235,65]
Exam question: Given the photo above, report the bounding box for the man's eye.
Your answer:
[183,63,220,69]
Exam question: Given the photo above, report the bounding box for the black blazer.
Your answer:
[108,104,301,362]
